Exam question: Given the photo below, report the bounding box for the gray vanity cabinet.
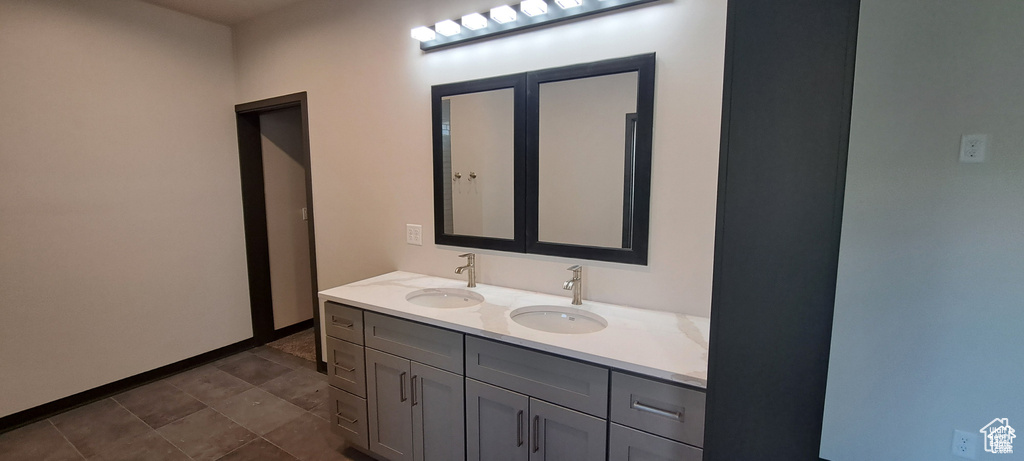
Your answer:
[364,314,466,461]
[529,399,606,461]
[608,372,705,460]
[366,348,414,461]
[325,302,369,451]
[608,423,703,461]
[466,379,529,461]
[412,361,465,461]
[466,379,606,461]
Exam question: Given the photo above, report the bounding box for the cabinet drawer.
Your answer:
[364,312,463,374]
[609,423,702,461]
[610,372,705,447]
[325,302,364,344]
[327,337,366,397]
[329,386,369,451]
[465,337,608,418]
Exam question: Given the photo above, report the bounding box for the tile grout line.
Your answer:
[111,396,196,461]
[47,419,88,461]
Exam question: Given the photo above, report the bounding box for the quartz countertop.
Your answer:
[318,271,709,388]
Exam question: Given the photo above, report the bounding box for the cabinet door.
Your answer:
[608,423,702,461]
[529,399,606,461]
[412,362,465,461]
[366,349,413,461]
[466,379,529,461]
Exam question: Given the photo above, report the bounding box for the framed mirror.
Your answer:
[527,54,654,265]
[432,74,526,252]
[432,54,655,265]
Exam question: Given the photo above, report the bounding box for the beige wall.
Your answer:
[0,0,250,417]
[233,0,726,318]
[538,72,638,248]
[820,1,1024,459]
[260,107,314,329]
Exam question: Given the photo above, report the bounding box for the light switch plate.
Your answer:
[959,134,988,163]
[406,224,422,245]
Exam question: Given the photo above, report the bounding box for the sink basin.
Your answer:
[406,288,484,308]
[510,305,607,334]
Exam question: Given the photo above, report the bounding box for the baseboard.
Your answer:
[0,337,255,434]
[268,318,314,342]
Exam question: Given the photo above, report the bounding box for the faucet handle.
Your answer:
[566,264,581,272]
[458,253,474,259]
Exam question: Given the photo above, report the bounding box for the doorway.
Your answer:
[235,92,323,370]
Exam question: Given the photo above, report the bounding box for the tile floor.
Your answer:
[0,346,376,461]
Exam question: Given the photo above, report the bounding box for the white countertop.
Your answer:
[318,271,709,388]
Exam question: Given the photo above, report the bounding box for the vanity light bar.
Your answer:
[412,0,662,51]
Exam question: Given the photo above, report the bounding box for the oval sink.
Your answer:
[510,305,607,334]
[406,288,484,309]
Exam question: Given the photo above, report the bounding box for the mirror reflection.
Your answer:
[440,88,515,239]
[537,72,639,248]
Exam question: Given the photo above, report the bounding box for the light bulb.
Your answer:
[520,0,548,17]
[490,5,517,24]
[410,26,436,42]
[434,19,461,37]
[462,13,488,30]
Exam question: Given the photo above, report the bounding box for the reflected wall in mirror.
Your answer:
[537,72,639,248]
[441,88,515,239]
[432,74,526,253]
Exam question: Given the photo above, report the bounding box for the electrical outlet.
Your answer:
[406,224,422,246]
[952,429,978,459]
[960,134,988,163]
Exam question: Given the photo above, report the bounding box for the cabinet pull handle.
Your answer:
[532,415,540,453]
[331,316,354,328]
[631,400,684,422]
[516,410,524,447]
[399,372,408,402]
[338,414,358,424]
[337,364,356,372]
[411,375,418,406]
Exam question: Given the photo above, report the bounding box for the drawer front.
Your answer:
[364,312,463,374]
[329,386,369,451]
[610,372,705,447]
[327,337,366,397]
[325,302,364,344]
[609,423,703,461]
[465,337,608,418]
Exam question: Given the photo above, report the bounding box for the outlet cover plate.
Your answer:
[960,134,988,163]
[406,224,422,246]
[952,429,978,459]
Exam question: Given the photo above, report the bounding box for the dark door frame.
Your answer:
[703,1,860,460]
[235,92,323,370]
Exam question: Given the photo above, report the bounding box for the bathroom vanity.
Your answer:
[319,271,708,461]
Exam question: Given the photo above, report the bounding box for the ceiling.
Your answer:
[138,0,307,25]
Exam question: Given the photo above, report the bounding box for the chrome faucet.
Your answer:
[563,265,582,305]
[455,253,476,288]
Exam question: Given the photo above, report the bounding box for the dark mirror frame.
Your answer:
[431,53,655,265]
[432,74,527,252]
[527,53,655,265]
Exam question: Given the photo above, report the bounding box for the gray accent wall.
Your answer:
[820,1,1024,459]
